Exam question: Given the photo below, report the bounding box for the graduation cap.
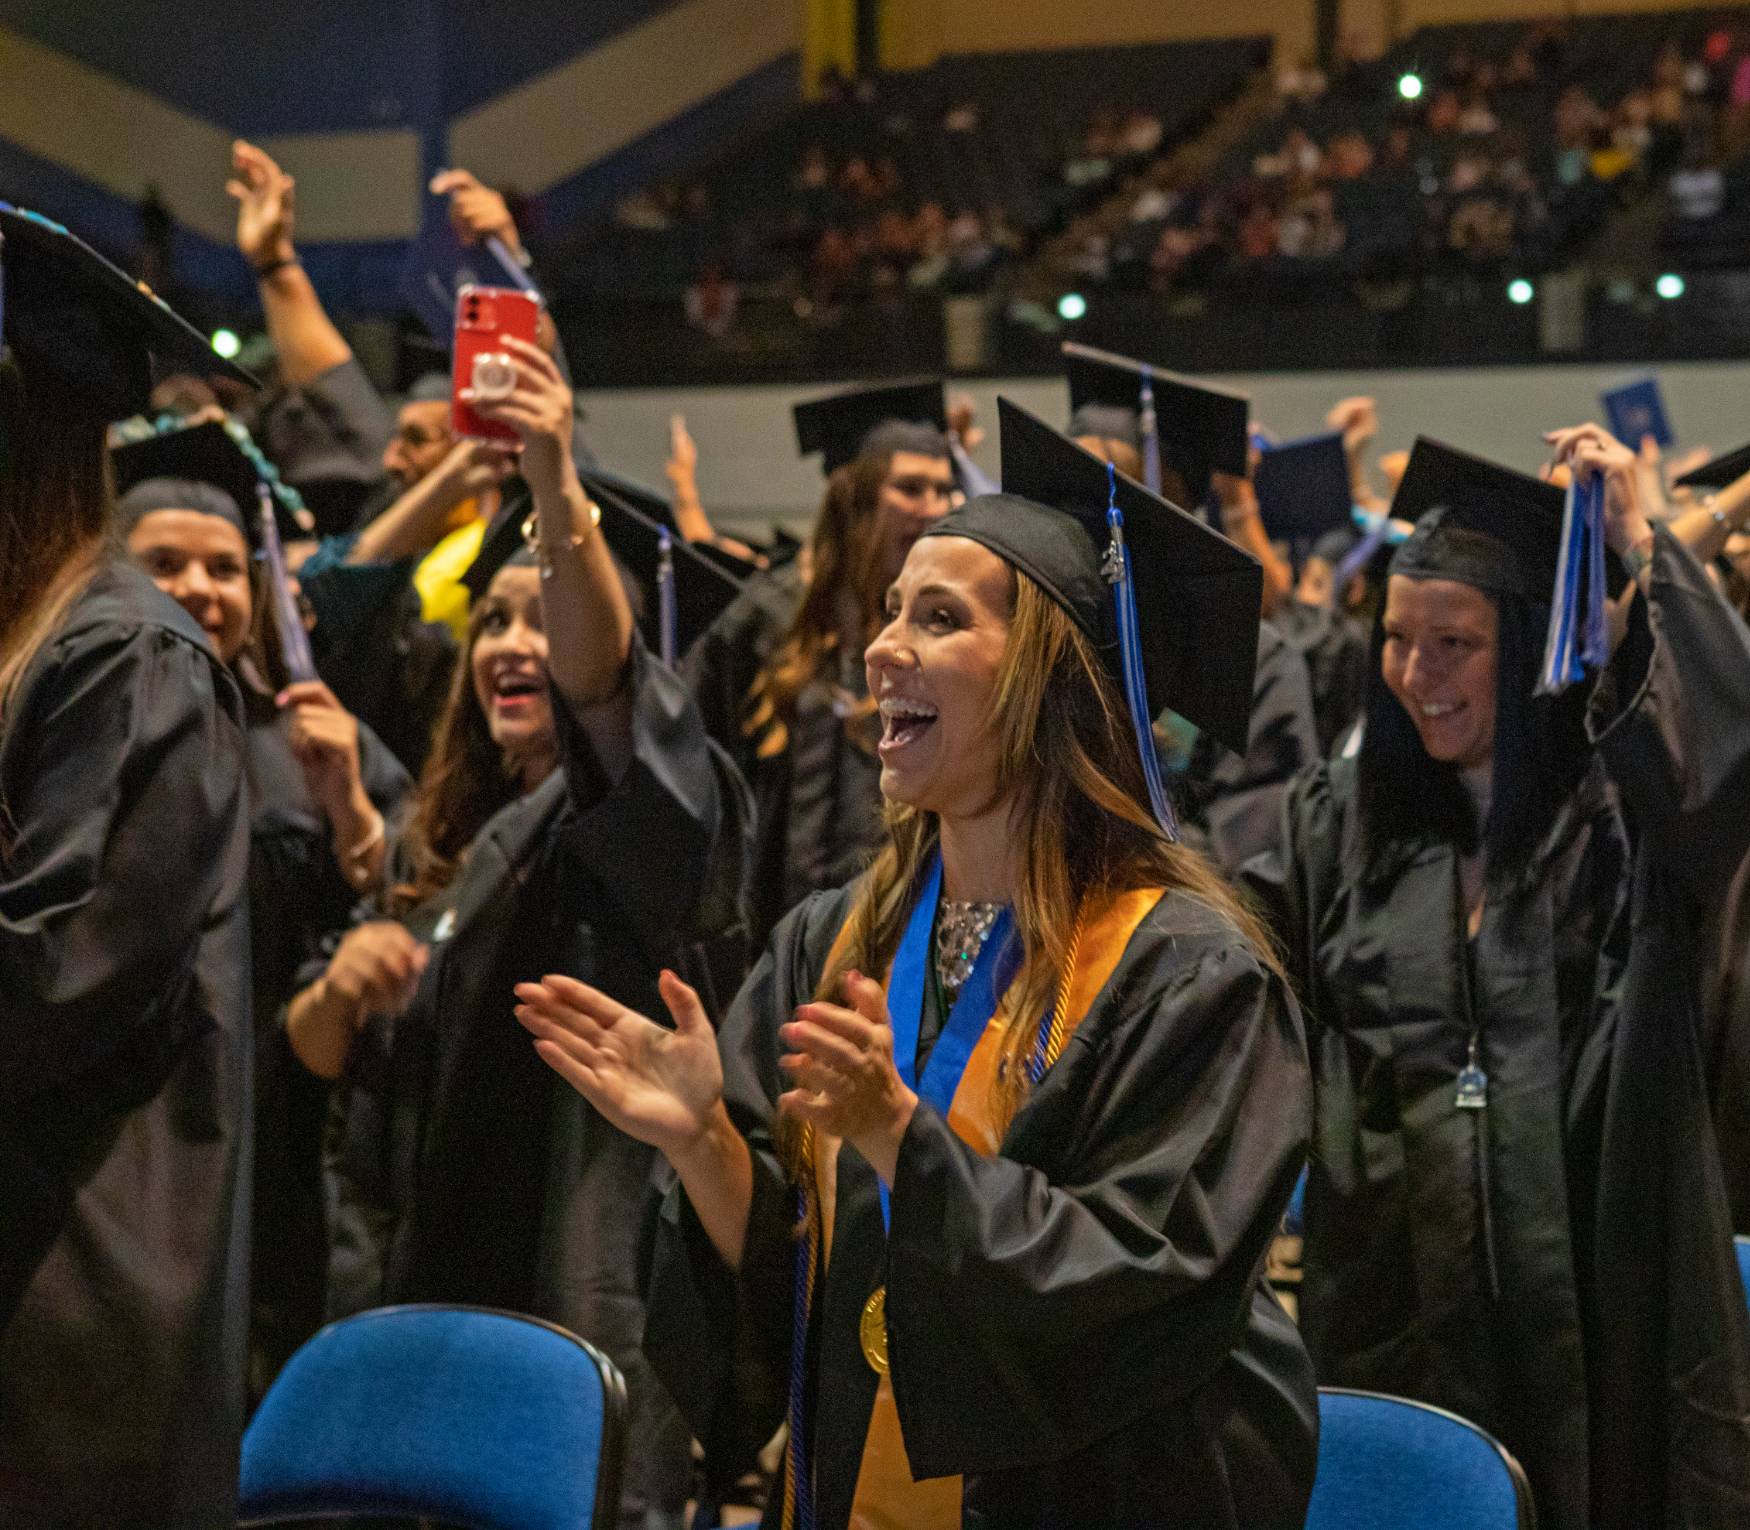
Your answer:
[580,467,752,662]
[1253,429,1354,544]
[1062,341,1249,501]
[792,378,948,475]
[0,203,256,422]
[460,491,540,604]
[1673,440,1750,492]
[924,399,1259,843]
[1388,437,1569,600]
[110,420,317,681]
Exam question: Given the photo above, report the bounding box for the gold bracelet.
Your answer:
[521,499,602,577]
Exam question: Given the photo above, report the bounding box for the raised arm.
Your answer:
[1213,469,1293,618]
[463,338,635,718]
[229,140,351,388]
[346,439,514,566]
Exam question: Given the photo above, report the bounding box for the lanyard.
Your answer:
[879,852,1016,1230]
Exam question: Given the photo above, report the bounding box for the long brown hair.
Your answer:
[0,354,109,836]
[807,569,1282,1132]
[743,451,898,757]
[388,591,525,915]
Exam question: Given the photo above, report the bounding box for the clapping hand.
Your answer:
[516,971,725,1156]
[777,970,918,1181]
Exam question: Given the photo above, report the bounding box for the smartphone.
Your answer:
[452,283,541,443]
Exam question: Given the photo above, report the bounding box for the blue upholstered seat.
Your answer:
[1736,1235,1750,1308]
[239,1304,626,1529]
[1307,1387,1536,1530]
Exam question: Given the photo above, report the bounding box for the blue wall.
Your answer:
[0,0,798,314]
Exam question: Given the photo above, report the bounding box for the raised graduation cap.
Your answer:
[399,206,540,347]
[1674,440,1750,492]
[1253,429,1354,544]
[0,203,256,421]
[1389,436,1606,601]
[1600,374,1674,450]
[580,466,754,658]
[927,397,1262,758]
[792,377,947,475]
[1062,340,1250,500]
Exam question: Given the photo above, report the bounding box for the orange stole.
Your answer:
[828,886,1164,1530]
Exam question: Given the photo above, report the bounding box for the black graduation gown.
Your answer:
[1704,851,1750,1233]
[325,642,753,1523]
[1274,596,1370,757]
[682,567,885,945]
[1175,619,1320,876]
[242,698,409,1388]
[1244,528,1750,1530]
[300,553,459,779]
[643,883,1319,1530]
[0,563,252,1529]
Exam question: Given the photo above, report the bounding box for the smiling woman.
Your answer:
[1244,432,1750,1530]
[516,399,1317,1530]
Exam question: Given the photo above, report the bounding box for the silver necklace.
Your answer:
[935,899,1005,1000]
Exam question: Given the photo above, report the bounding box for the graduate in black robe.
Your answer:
[1245,433,1750,1530]
[682,380,956,945]
[111,422,412,1388]
[317,338,753,1530]
[0,204,257,1528]
[517,399,1316,1530]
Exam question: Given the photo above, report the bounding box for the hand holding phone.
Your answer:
[452,283,541,443]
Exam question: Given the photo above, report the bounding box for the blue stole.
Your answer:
[878,853,1018,1230]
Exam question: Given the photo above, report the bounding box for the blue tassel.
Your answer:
[656,528,678,667]
[257,486,318,683]
[1138,364,1163,496]
[1580,476,1610,669]
[1331,520,1389,593]
[1538,474,1608,693]
[948,431,999,497]
[1102,464,1178,839]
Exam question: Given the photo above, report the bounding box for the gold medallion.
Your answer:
[859,1285,890,1374]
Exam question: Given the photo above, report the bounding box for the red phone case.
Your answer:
[452,283,541,443]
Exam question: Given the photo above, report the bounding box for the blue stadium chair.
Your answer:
[239,1304,626,1529]
[1736,1236,1750,1308]
[1307,1388,1536,1530]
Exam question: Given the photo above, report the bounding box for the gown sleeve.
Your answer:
[1194,626,1320,874]
[641,891,847,1486]
[1589,525,1750,901]
[0,623,245,1102]
[1238,762,1344,1028]
[556,637,755,957]
[884,935,1311,1477]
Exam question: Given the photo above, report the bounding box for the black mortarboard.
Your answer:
[1254,430,1355,544]
[579,467,752,658]
[792,378,948,474]
[1674,441,1750,493]
[0,203,256,421]
[460,490,539,603]
[1062,341,1249,500]
[112,422,262,536]
[927,397,1261,756]
[1388,437,1572,600]
[111,419,318,680]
